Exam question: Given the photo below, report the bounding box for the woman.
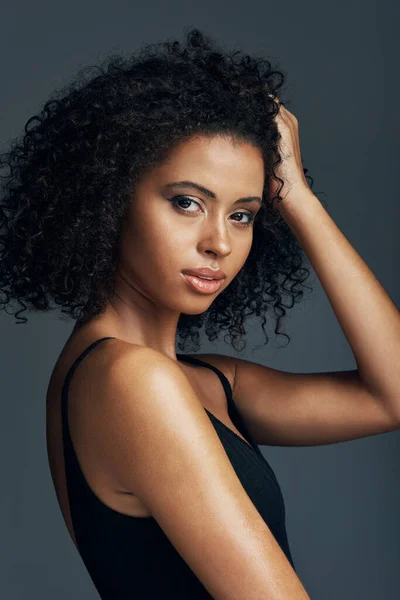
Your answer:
[1,28,399,599]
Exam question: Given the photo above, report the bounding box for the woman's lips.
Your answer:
[181,273,224,294]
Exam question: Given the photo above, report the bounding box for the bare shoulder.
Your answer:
[83,343,306,599]
[105,345,237,398]
[81,339,202,426]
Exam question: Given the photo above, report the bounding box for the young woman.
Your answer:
[1,28,398,600]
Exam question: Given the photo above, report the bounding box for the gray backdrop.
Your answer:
[1,1,399,598]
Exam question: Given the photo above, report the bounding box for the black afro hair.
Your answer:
[0,27,315,353]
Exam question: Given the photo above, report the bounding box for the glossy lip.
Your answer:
[181,267,227,280]
[181,273,224,294]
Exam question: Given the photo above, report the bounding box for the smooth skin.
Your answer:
[75,344,311,599]
[47,100,400,599]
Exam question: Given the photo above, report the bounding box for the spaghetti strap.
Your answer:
[61,337,117,472]
[176,353,263,456]
[61,337,116,400]
[176,353,232,402]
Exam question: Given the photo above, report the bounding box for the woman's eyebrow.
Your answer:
[164,180,262,206]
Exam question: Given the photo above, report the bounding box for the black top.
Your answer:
[61,337,295,598]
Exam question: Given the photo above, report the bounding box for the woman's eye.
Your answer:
[170,195,255,227]
[171,195,199,212]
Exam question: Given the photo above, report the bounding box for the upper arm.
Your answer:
[231,356,400,447]
[89,347,309,600]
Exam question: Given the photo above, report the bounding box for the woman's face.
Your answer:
[117,134,265,314]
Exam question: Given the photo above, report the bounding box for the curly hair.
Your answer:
[0,27,315,353]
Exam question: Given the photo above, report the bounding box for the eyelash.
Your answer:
[169,195,256,227]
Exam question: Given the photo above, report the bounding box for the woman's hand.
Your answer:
[267,96,313,207]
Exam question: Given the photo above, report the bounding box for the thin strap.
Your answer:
[176,353,262,454]
[176,353,233,402]
[61,337,116,448]
[60,337,117,516]
[61,337,116,402]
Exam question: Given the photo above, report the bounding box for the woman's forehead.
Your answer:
[147,136,265,191]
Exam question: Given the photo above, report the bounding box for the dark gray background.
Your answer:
[1,1,399,598]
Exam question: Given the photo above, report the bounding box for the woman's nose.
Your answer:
[197,220,232,258]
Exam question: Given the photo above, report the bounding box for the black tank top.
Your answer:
[61,337,295,598]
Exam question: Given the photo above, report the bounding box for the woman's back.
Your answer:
[46,335,298,598]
